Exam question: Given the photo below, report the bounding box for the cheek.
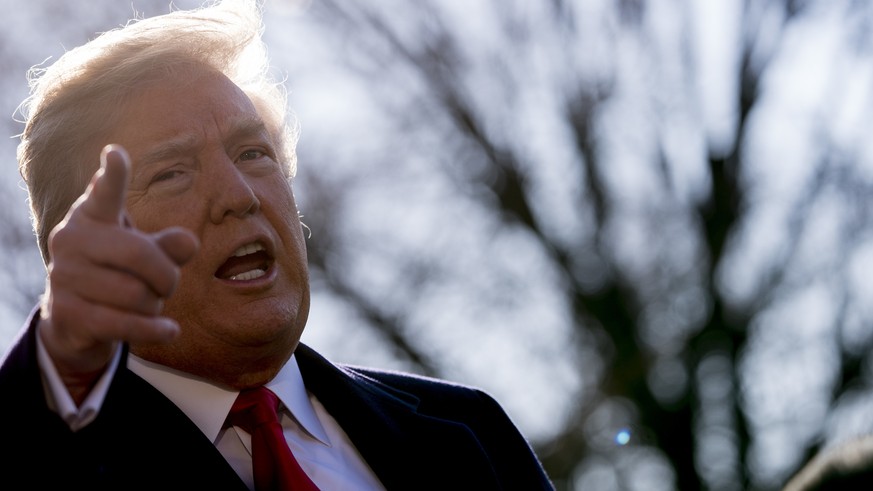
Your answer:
[127,191,209,235]
[126,196,155,231]
[127,194,187,232]
[262,182,302,232]
[266,194,308,265]
[273,179,299,213]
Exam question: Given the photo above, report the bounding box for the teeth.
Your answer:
[225,242,268,281]
[232,242,264,257]
[230,269,266,281]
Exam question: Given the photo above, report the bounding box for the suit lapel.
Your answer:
[86,347,249,490]
[295,344,501,490]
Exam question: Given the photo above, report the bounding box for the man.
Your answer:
[0,1,554,489]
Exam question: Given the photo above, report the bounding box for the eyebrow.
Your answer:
[137,134,202,169]
[224,115,272,145]
[135,116,272,170]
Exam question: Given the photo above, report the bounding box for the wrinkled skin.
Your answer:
[39,65,310,401]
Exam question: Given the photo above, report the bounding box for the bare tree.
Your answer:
[4,1,873,489]
[274,0,873,489]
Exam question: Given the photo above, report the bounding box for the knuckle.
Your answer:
[47,222,73,248]
[132,240,179,297]
[129,283,162,315]
[47,261,75,284]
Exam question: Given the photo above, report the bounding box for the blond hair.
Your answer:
[16,0,298,265]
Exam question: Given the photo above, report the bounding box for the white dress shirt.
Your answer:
[37,339,385,491]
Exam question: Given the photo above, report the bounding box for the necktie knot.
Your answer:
[226,387,320,491]
[229,387,281,432]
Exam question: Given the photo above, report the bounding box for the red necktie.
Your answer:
[227,387,320,491]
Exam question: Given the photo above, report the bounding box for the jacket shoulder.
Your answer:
[343,364,500,412]
[337,364,556,490]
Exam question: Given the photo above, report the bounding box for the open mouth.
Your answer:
[215,242,273,281]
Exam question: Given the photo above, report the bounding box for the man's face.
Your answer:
[108,66,309,384]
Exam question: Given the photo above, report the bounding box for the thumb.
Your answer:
[153,227,199,266]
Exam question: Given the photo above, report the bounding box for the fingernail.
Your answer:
[158,318,180,340]
[100,144,116,167]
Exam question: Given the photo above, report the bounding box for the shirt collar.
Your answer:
[127,352,331,446]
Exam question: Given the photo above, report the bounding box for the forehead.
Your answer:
[112,66,261,147]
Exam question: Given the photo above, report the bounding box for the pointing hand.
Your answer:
[38,144,198,402]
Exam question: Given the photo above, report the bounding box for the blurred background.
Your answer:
[1,0,872,489]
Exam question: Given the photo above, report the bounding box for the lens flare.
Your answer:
[615,428,631,446]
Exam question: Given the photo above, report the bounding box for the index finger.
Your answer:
[78,144,131,225]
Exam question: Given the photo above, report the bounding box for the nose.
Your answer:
[209,156,260,223]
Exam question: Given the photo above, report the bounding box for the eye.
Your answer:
[152,169,185,183]
[239,149,266,161]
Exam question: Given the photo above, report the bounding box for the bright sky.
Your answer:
[2,2,872,488]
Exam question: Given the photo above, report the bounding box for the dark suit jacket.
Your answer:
[0,310,554,490]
